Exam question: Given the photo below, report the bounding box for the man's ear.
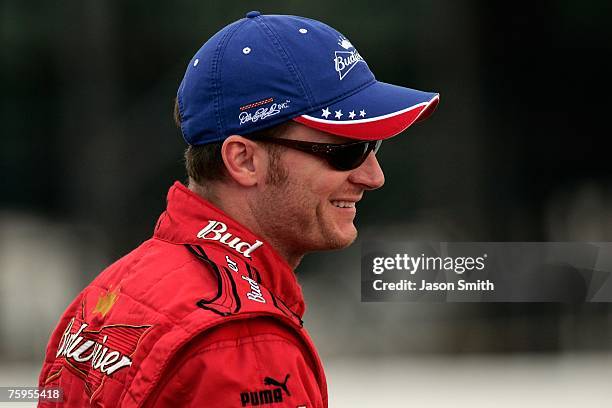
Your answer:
[221,135,265,187]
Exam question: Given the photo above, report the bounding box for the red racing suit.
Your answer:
[38,182,328,407]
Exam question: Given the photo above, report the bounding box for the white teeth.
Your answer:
[331,200,355,208]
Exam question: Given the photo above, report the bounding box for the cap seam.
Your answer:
[213,20,246,141]
[255,17,314,109]
[267,18,316,108]
[176,86,188,144]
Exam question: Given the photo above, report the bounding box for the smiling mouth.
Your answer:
[330,200,356,208]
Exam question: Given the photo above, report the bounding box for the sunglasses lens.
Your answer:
[330,141,382,170]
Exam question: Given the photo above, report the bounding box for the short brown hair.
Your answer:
[175,98,289,185]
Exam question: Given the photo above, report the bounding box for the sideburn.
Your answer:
[265,145,289,186]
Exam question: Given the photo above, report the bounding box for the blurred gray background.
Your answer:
[2,0,612,406]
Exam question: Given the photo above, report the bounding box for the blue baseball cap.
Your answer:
[177,11,439,145]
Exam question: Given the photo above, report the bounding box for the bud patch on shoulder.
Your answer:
[197,220,263,258]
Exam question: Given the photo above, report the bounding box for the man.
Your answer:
[38,11,438,407]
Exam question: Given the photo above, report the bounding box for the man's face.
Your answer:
[251,123,385,258]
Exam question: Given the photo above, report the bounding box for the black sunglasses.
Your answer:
[247,135,382,171]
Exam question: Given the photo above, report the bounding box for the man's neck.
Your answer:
[188,181,303,269]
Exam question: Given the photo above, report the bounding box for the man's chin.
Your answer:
[325,225,358,250]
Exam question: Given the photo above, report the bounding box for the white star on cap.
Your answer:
[321,107,331,118]
[335,110,343,119]
[359,109,366,117]
[348,110,356,119]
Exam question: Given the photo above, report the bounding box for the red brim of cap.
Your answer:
[293,81,439,141]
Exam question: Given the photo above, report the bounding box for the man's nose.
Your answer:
[348,152,385,190]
